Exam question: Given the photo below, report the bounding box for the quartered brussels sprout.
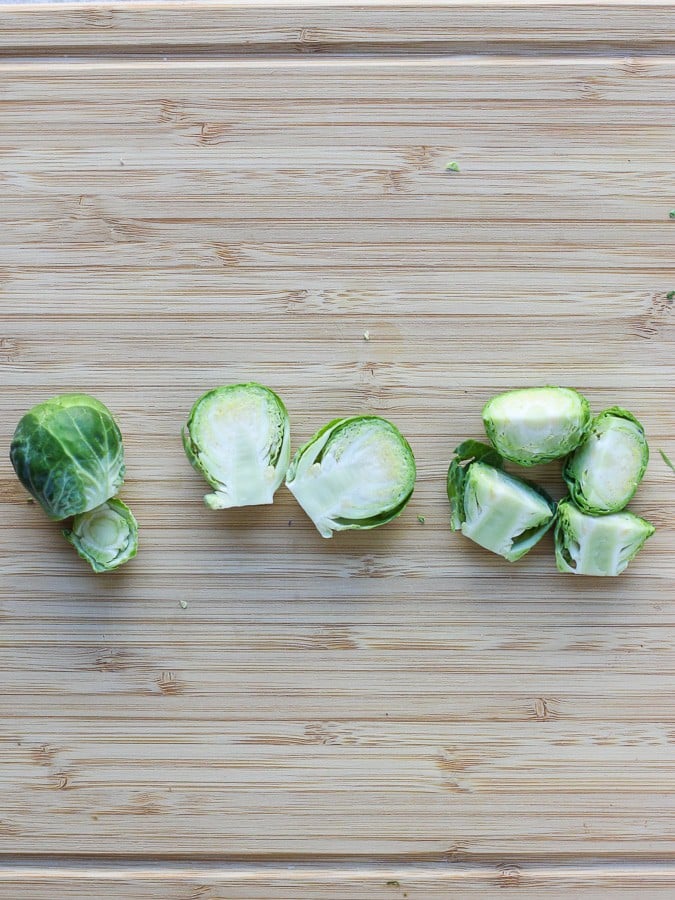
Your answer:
[285,415,416,538]
[482,386,591,466]
[63,498,138,573]
[10,393,125,520]
[447,441,556,562]
[555,498,654,576]
[563,407,649,515]
[183,383,291,509]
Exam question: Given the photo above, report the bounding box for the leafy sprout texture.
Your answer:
[285,416,416,538]
[10,393,125,520]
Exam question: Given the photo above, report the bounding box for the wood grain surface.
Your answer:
[1,1,674,896]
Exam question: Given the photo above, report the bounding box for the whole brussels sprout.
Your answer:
[10,393,125,520]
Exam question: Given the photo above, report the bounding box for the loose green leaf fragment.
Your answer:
[447,442,556,562]
[286,416,416,538]
[183,383,291,509]
[482,386,591,466]
[669,210,675,219]
[63,498,138,573]
[659,448,675,474]
[563,407,649,514]
[10,393,125,520]
[417,515,425,524]
[445,161,460,172]
[555,498,654,576]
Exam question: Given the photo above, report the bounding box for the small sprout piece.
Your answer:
[183,383,291,509]
[447,441,556,561]
[179,599,188,609]
[482,386,591,466]
[445,161,460,172]
[554,498,654,576]
[417,514,425,524]
[63,498,138,573]
[659,448,675,474]
[563,407,649,514]
[10,393,125,520]
[363,330,370,341]
[286,416,416,538]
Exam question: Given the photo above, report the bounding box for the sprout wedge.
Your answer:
[563,407,649,514]
[482,386,591,466]
[554,498,654,576]
[447,441,556,561]
[10,393,125,520]
[286,416,416,538]
[63,498,138,573]
[183,383,291,509]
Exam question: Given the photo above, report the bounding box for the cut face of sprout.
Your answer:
[183,383,291,509]
[554,498,654,576]
[482,386,591,466]
[447,443,556,562]
[63,498,138,573]
[563,407,649,514]
[285,416,416,538]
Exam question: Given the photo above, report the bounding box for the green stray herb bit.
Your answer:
[669,210,675,219]
[659,448,675,474]
[386,881,401,888]
[179,599,188,609]
[666,291,675,301]
[363,330,370,341]
[417,515,425,524]
[445,161,460,172]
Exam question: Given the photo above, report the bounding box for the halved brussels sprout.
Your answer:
[555,498,654,576]
[482,386,591,466]
[285,416,416,538]
[183,383,291,509]
[63,498,138,573]
[563,407,649,514]
[10,393,125,520]
[447,441,556,561]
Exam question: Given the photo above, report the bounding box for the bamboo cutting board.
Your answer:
[1,1,674,896]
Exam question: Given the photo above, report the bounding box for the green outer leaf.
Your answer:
[446,459,467,532]
[447,441,503,531]
[659,448,675,474]
[563,406,649,514]
[182,382,291,508]
[285,415,416,537]
[554,497,655,576]
[453,439,504,469]
[482,386,591,466]
[63,497,138,574]
[9,393,125,520]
